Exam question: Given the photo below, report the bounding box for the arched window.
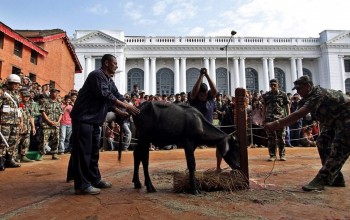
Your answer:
[345,78,350,93]
[245,67,259,92]
[303,68,312,79]
[186,68,200,93]
[216,67,228,95]
[274,68,286,91]
[156,68,174,95]
[127,68,144,93]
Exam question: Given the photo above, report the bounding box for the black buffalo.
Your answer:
[131,101,240,194]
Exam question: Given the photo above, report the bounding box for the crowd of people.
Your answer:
[0,73,78,170]
[247,83,320,153]
[0,69,325,169]
[103,79,320,156]
[1,53,349,194]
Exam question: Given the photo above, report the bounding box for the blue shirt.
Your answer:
[189,91,215,123]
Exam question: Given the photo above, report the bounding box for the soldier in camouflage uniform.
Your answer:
[38,88,62,160]
[0,74,23,170]
[18,90,36,162]
[265,75,350,191]
[262,79,290,161]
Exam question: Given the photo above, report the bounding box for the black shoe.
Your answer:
[5,159,21,168]
[75,186,101,195]
[5,155,21,168]
[302,175,326,191]
[93,180,112,189]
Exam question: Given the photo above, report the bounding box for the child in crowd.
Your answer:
[105,121,120,151]
[212,112,220,126]
[301,127,316,147]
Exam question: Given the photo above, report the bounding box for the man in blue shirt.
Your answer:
[189,68,223,169]
[189,68,218,123]
[70,54,139,195]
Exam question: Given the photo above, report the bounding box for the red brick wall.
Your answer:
[0,34,75,95]
[37,39,75,95]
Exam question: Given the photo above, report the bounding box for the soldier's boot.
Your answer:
[52,154,60,160]
[0,157,5,171]
[5,155,21,168]
[330,172,346,187]
[16,154,21,163]
[21,155,34,163]
[302,175,326,191]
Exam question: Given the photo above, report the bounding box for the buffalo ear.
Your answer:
[218,136,230,157]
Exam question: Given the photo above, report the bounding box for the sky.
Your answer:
[1,0,350,38]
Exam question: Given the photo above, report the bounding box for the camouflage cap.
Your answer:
[21,90,31,97]
[292,75,313,90]
[50,88,60,93]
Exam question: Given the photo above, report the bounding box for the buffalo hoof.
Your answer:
[190,188,201,195]
[146,183,156,193]
[133,181,142,189]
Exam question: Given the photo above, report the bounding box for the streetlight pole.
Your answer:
[220,30,237,95]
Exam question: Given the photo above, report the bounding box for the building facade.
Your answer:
[72,30,350,96]
[0,22,82,94]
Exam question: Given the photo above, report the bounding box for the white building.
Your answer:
[72,30,350,96]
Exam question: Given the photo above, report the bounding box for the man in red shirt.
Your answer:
[59,95,73,154]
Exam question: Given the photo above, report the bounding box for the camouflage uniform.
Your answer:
[39,99,62,155]
[0,91,21,158]
[262,90,289,158]
[18,101,33,157]
[298,86,350,185]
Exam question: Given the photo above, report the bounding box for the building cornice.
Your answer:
[73,43,125,49]
[125,45,320,52]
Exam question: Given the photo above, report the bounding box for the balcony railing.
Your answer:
[124,36,320,46]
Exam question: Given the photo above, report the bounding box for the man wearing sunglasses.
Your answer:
[262,79,290,161]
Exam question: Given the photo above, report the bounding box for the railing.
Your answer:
[124,36,320,46]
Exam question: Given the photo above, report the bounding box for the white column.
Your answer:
[203,57,210,85]
[239,57,246,89]
[232,58,239,92]
[150,57,157,95]
[203,57,210,70]
[339,56,346,93]
[262,57,269,92]
[174,57,180,94]
[290,57,297,85]
[84,55,92,81]
[297,58,303,78]
[143,58,150,94]
[180,57,187,92]
[210,58,216,85]
[268,58,275,80]
[116,54,126,93]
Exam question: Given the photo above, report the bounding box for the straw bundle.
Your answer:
[173,169,249,193]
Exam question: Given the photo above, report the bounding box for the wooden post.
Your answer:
[235,88,249,185]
